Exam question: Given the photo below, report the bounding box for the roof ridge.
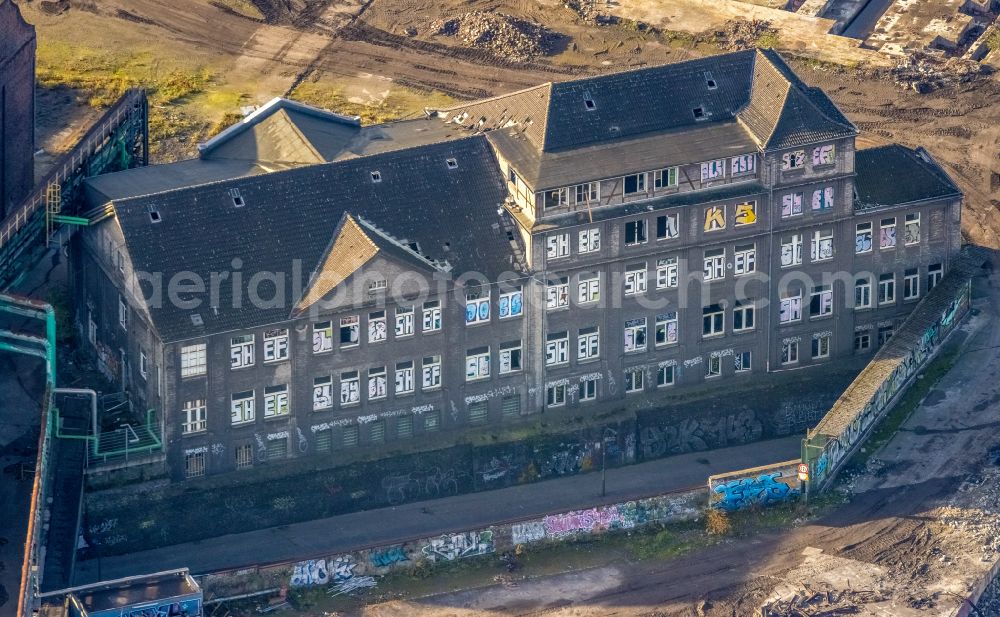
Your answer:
[757,49,855,134]
[355,215,451,272]
[433,82,553,114]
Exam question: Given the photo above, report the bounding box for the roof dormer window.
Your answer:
[693,106,706,120]
[370,171,382,183]
[583,91,596,110]
[149,209,162,223]
[446,158,458,169]
[705,72,717,90]
[229,188,244,207]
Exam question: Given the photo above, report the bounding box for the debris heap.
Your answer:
[715,19,778,52]
[891,52,991,93]
[432,12,555,63]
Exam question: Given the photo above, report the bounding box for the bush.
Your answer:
[705,509,731,536]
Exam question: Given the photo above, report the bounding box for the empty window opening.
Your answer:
[148,209,161,223]
[229,188,244,207]
[692,107,705,120]
[705,72,717,90]
[407,241,421,253]
[446,158,458,169]
[370,171,382,183]
[583,91,596,110]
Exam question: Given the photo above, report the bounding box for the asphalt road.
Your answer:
[73,434,803,582]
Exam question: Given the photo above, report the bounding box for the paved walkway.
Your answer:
[73,435,802,582]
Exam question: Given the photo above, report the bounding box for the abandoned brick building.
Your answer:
[0,0,36,219]
[73,49,962,480]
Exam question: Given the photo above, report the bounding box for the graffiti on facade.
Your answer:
[710,468,800,512]
[369,546,408,569]
[331,555,357,581]
[512,521,547,545]
[421,531,494,561]
[115,599,201,617]
[290,559,329,587]
[640,410,763,458]
[381,467,464,505]
[543,506,628,537]
[465,384,517,405]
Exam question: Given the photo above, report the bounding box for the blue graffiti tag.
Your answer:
[712,471,801,512]
[370,546,409,568]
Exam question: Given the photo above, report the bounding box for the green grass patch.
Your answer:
[291,81,458,125]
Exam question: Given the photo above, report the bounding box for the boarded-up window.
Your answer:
[469,401,488,425]
[502,394,520,420]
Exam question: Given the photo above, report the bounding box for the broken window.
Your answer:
[119,295,128,331]
[546,383,567,407]
[624,219,647,245]
[810,285,833,318]
[263,384,289,417]
[466,347,491,381]
[656,213,679,240]
[781,150,805,171]
[545,332,569,366]
[855,332,871,351]
[928,263,943,291]
[499,341,522,374]
[707,355,722,378]
[878,325,894,347]
[624,173,647,195]
[340,316,360,347]
[655,312,679,346]
[700,159,725,182]
[624,317,647,353]
[580,378,599,400]
[545,187,570,209]
[735,351,751,372]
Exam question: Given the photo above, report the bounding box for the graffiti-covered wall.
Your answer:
[804,274,972,492]
[708,460,801,512]
[198,489,705,600]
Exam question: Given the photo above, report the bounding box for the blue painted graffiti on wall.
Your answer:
[710,471,800,512]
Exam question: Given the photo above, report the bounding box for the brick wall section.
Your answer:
[0,0,36,219]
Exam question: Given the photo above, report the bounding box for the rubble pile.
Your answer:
[715,19,778,52]
[432,12,555,62]
[891,52,991,93]
[761,585,890,616]
[979,570,1000,615]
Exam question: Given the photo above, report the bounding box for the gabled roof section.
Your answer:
[112,135,521,342]
[198,98,362,163]
[737,49,856,150]
[294,214,379,313]
[854,145,961,209]
[436,83,553,150]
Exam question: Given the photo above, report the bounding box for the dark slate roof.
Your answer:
[491,120,758,191]
[114,136,520,342]
[854,145,961,209]
[737,49,856,149]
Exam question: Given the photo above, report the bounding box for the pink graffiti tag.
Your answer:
[543,506,622,537]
